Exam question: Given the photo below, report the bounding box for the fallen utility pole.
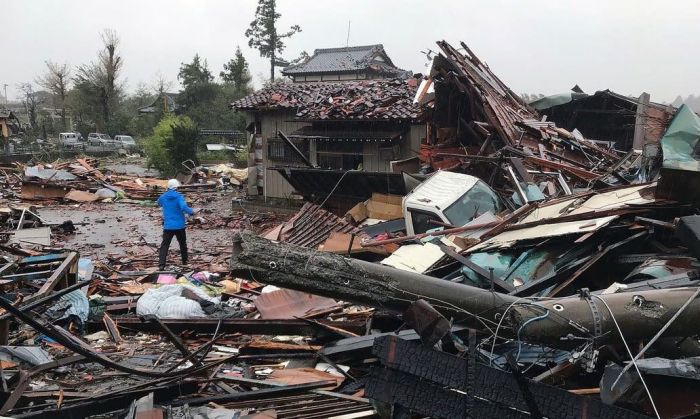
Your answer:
[232,232,517,331]
[232,232,700,346]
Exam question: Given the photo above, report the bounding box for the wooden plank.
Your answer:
[510,157,534,182]
[37,251,78,295]
[77,158,106,181]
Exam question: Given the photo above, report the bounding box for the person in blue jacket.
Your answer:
[157,179,196,270]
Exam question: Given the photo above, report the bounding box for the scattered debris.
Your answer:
[2,38,700,418]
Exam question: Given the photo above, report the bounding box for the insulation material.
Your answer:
[136,284,219,319]
[469,215,619,251]
[346,193,403,223]
[365,193,403,220]
[381,242,444,273]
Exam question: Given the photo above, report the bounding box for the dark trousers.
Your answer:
[159,228,188,268]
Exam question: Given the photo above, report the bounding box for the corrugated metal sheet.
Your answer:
[255,288,338,319]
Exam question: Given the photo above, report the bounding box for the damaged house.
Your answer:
[532,89,675,151]
[231,45,425,207]
[137,92,180,115]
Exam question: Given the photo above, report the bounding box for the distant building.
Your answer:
[138,92,180,114]
[282,44,410,82]
[0,110,21,140]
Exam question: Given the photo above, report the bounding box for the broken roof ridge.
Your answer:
[231,77,421,121]
[312,44,384,54]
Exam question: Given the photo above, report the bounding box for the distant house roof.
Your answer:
[0,109,17,120]
[595,89,672,112]
[138,92,180,114]
[231,78,422,121]
[282,44,408,78]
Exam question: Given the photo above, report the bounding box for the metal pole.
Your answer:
[610,286,700,389]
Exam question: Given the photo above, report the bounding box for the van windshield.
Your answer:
[443,180,503,227]
[409,210,443,234]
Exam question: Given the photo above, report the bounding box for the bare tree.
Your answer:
[152,71,173,95]
[17,83,40,129]
[36,61,71,131]
[74,29,124,125]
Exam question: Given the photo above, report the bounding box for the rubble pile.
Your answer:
[2,39,700,419]
[223,41,700,418]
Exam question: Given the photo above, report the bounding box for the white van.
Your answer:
[402,171,504,235]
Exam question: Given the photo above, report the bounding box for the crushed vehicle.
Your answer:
[403,170,504,235]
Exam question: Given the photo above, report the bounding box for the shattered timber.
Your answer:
[1,39,700,419]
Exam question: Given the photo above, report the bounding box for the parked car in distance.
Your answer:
[58,132,85,149]
[88,133,114,142]
[85,133,118,152]
[114,135,139,152]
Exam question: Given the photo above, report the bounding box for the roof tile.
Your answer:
[231,79,422,121]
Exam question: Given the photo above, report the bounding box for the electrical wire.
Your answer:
[384,283,499,334]
[610,286,700,390]
[591,295,661,419]
[516,309,550,362]
[488,297,531,366]
[318,169,356,208]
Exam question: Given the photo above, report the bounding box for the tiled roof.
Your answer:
[231,78,423,121]
[0,109,17,119]
[263,202,362,249]
[282,44,404,76]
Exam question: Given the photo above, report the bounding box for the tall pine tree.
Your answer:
[221,47,252,95]
[245,0,301,81]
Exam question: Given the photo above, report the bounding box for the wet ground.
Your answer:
[37,191,237,269]
[103,163,161,177]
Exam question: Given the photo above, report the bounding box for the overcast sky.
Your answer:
[3,0,699,103]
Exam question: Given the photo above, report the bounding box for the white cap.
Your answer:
[167,179,181,190]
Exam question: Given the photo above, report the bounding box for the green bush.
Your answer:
[144,115,198,175]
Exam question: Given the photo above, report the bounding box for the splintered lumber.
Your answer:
[231,232,700,346]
